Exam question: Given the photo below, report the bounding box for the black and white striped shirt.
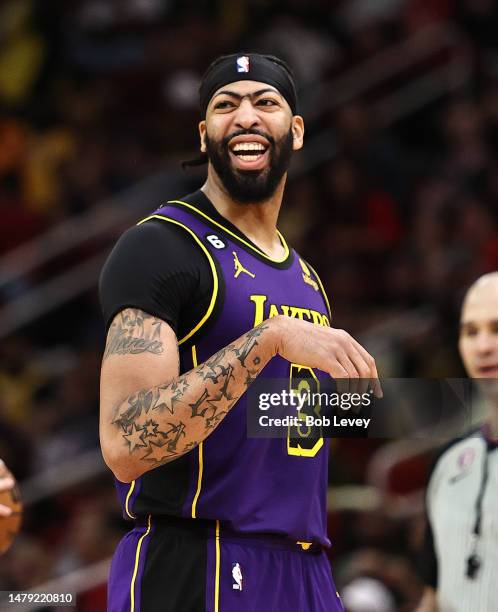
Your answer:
[422,427,498,611]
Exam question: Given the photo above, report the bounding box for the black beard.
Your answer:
[205,128,294,204]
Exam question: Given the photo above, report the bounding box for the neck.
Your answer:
[201,167,287,259]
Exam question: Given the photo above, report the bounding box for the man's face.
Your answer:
[459,278,498,397]
[199,80,304,203]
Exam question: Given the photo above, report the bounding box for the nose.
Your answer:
[475,331,496,355]
[234,98,260,130]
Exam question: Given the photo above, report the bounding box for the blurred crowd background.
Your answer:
[1,0,497,610]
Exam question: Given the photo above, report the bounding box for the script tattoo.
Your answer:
[104,309,164,359]
[111,322,270,468]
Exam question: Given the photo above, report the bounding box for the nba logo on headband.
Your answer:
[236,56,250,73]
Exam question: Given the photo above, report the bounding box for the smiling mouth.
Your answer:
[229,142,269,162]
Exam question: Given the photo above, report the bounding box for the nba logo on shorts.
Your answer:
[232,562,243,591]
[237,56,250,73]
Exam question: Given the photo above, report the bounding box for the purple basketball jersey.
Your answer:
[116,199,332,547]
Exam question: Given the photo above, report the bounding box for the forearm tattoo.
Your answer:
[104,310,163,359]
[111,323,270,467]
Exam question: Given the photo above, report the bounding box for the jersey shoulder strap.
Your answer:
[137,206,220,347]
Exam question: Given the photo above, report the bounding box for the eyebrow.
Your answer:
[460,319,498,328]
[212,87,281,101]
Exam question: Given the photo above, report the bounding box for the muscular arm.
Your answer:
[100,308,278,482]
[100,307,380,482]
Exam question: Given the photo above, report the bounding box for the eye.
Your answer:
[461,325,477,337]
[256,98,279,107]
[214,100,236,110]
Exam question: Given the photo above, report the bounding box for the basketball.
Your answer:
[0,480,22,554]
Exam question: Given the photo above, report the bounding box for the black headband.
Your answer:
[199,53,298,116]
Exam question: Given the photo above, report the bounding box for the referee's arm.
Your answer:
[415,512,439,611]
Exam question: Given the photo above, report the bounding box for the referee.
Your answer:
[417,272,498,611]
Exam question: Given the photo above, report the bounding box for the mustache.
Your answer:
[222,129,275,147]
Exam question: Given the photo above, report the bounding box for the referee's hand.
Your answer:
[272,316,382,398]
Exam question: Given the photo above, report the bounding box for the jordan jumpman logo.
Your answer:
[232,251,256,279]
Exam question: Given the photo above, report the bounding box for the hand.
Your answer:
[0,460,15,517]
[272,316,383,397]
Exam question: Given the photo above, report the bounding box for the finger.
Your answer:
[335,350,361,396]
[331,331,368,398]
[350,338,383,398]
[337,350,366,414]
[342,344,372,397]
[0,504,12,517]
[328,362,350,396]
[349,338,376,375]
[333,330,374,386]
[371,377,383,399]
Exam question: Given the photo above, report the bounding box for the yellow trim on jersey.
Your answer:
[130,514,152,612]
[125,480,137,519]
[214,520,221,612]
[167,199,290,263]
[190,345,204,519]
[191,444,204,519]
[137,215,219,345]
[307,261,332,321]
[287,364,324,457]
[287,436,324,457]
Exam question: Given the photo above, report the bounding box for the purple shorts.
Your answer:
[108,517,344,612]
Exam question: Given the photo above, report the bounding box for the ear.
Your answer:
[291,115,304,151]
[198,120,207,153]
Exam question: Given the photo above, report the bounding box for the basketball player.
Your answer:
[99,53,381,612]
[417,272,498,611]
[0,460,15,517]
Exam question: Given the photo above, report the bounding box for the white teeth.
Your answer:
[238,154,263,161]
[232,142,266,152]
